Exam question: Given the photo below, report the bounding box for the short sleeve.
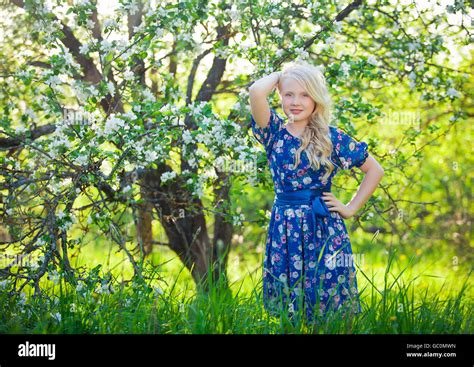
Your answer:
[250,108,283,151]
[332,127,369,170]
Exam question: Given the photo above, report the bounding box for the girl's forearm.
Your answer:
[249,71,281,97]
[347,168,384,215]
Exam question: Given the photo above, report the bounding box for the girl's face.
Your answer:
[278,77,316,124]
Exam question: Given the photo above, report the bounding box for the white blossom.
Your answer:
[18,292,27,306]
[340,62,350,76]
[79,43,90,55]
[24,108,36,120]
[48,270,60,285]
[100,39,114,53]
[15,125,28,134]
[270,27,284,38]
[51,312,62,322]
[63,52,80,69]
[182,130,193,144]
[120,0,140,14]
[188,157,196,168]
[407,41,419,51]
[106,81,115,95]
[144,150,158,163]
[229,4,240,22]
[367,55,378,66]
[74,153,89,166]
[177,32,193,43]
[161,171,177,183]
[446,87,460,98]
[133,23,145,34]
[123,111,137,121]
[104,114,125,135]
[324,36,336,47]
[45,75,62,88]
[123,69,135,81]
[103,18,118,29]
[232,213,246,226]
[192,183,204,198]
[97,283,113,295]
[142,88,155,102]
[85,19,95,29]
[295,47,309,59]
[76,282,85,292]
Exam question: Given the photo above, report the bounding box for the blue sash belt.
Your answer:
[274,188,332,239]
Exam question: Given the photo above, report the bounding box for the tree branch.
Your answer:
[0,124,56,150]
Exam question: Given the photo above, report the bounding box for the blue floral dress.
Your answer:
[251,108,369,322]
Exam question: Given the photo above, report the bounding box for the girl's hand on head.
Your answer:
[322,192,356,219]
[273,71,282,90]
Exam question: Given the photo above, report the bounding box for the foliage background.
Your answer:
[0,0,472,333]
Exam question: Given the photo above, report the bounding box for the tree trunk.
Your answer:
[140,167,229,290]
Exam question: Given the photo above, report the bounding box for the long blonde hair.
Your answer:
[278,61,335,182]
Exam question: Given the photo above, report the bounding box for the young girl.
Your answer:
[248,61,384,324]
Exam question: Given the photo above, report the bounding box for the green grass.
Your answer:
[0,245,472,334]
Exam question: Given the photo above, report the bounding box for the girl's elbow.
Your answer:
[366,165,384,178]
[377,167,385,184]
[373,158,384,177]
[248,84,261,96]
[375,166,384,178]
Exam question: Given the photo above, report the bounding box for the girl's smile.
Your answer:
[278,77,316,126]
[290,109,303,115]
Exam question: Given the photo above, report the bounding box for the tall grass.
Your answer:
[0,247,472,334]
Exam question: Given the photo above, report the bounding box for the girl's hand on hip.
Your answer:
[322,192,356,219]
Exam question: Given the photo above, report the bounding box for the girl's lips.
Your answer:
[290,110,303,114]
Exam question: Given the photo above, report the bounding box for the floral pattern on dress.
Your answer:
[251,108,369,322]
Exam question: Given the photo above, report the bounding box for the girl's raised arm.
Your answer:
[248,71,281,128]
